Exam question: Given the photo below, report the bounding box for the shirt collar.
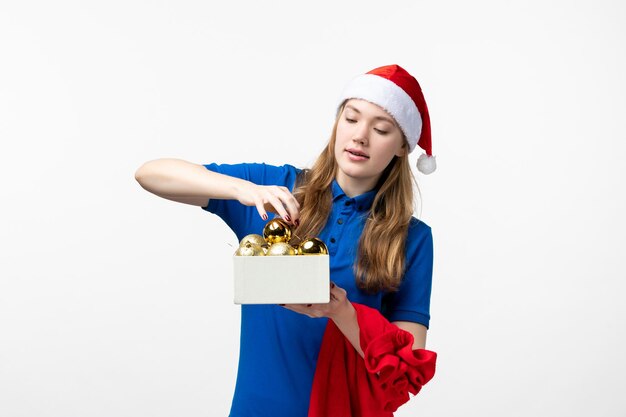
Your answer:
[331,180,378,212]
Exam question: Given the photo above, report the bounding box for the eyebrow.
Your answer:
[345,104,396,125]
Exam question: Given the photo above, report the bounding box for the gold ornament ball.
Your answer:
[263,218,292,244]
[239,233,267,248]
[297,237,329,255]
[266,242,296,256]
[235,242,265,256]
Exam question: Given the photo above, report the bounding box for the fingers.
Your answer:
[256,186,301,225]
[277,186,301,222]
[255,201,269,221]
[264,193,289,220]
[279,284,346,318]
[330,281,346,299]
[270,186,300,225]
[280,303,321,318]
[243,183,300,223]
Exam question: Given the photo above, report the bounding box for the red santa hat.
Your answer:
[337,64,436,174]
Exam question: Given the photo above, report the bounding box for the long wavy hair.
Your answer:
[292,101,419,293]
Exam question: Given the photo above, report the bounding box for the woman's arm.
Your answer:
[282,284,428,357]
[135,158,244,206]
[391,321,427,350]
[134,158,300,222]
[331,313,428,356]
[282,284,364,357]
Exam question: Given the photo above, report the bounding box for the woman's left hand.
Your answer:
[280,282,351,320]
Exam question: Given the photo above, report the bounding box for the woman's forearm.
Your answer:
[330,301,364,358]
[134,158,251,206]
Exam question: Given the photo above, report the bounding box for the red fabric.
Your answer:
[308,303,437,417]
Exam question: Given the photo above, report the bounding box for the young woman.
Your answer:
[135,64,438,417]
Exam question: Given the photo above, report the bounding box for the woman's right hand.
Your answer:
[237,182,301,225]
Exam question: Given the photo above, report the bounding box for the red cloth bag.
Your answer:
[308,303,437,417]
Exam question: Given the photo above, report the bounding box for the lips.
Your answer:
[346,148,369,159]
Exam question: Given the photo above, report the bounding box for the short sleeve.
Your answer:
[200,162,300,240]
[383,218,434,328]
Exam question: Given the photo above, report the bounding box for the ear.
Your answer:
[394,141,408,158]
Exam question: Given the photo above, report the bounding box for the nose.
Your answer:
[352,123,369,146]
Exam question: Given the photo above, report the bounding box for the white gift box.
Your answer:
[232,255,330,304]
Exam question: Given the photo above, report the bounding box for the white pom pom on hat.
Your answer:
[336,64,436,174]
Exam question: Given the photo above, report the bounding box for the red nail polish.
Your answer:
[285,214,291,222]
[330,282,335,288]
[262,214,268,221]
[295,219,300,227]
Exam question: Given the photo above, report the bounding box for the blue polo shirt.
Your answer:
[201,162,433,417]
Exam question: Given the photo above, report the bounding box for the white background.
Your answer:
[1,1,625,416]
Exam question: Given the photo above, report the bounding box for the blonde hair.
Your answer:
[293,102,418,293]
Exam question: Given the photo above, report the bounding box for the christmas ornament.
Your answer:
[263,218,292,244]
[266,242,296,256]
[235,242,265,256]
[239,233,267,248]
[297,237,329,255]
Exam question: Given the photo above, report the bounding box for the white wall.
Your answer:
[1,1,625,416]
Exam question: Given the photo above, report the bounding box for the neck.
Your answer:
[335,172,379,198]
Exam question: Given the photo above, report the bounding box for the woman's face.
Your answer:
[334,98,406,193]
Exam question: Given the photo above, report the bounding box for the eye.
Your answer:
[374,128,388,135]
[345,117,357,123]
